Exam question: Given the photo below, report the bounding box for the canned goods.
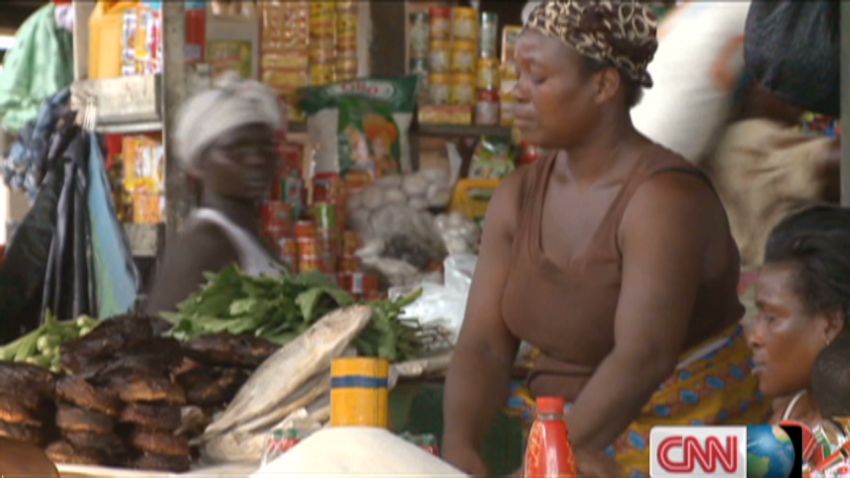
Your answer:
[429,73,450,105]
[429,6,451,40]
[428,40,451,73]
[450,41,477,73]
[313,172,343,204]
[310,64,335,85]
[295,220,316,239]
[338,255,360,273]
[298,254,321,273]
[342,230,361,255]
[476,89,500,126]
[409,12,430,59]
[331,358,389,428]
[312,203,338,231]
[451,7,478,41]
[500,98,515,127]
[480,12,499,58]
[282,175,305,220]
[262,201,294,236]
[277,238,299,271]
[477,57,500,90]
[450,73,476,106]
[501,25,523,64]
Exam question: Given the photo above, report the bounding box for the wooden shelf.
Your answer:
[95,121,163,134]
[416,123,512,138]
[288,121,512,138]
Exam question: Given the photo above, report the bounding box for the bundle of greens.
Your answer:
[164,266,429,362]
[0,313,99,372]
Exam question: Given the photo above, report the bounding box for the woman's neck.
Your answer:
[560,112,645,184]
[200,191,262,234]
[780,389,823,428]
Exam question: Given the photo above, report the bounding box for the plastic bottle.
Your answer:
[523,397,577,478]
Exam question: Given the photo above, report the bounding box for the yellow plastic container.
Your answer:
[89,0,139,79]
[330,357,389,428]
[450,178,501,221]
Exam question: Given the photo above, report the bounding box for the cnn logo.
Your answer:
[650,427,747,478]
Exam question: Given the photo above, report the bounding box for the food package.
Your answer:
[299,75,419,180]
[468,136,516,179]
[418,105,473,125]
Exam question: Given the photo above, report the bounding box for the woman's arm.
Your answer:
[145,224,239,315]
[442,177,522,476]
[566,173,721,451]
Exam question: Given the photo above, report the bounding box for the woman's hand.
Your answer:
[442,446,489,477]
[575,448,623,477]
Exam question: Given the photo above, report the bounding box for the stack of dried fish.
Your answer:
[175,334,275,419]
[46,315,191,471]
[0,362,56,447]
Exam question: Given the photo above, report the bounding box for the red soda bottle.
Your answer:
[523,397,577,478]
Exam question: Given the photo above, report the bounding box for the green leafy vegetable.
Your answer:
[164,266,433,361]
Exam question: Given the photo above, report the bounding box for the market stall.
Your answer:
[0,0,538,475]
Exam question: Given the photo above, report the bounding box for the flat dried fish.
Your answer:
[202,305,372,440]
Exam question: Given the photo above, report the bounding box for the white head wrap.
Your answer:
[174,72,282,171]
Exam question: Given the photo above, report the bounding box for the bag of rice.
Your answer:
[299,76,419,183]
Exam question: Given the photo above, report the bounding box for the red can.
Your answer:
[313,172,343,204]
[277,237,299,271]
[337,255,360,273]
[262,201,294,236]
[342,230,361,256]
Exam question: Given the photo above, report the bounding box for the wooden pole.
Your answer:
[842,0,850,205]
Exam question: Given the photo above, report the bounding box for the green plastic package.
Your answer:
[298,76,419,180]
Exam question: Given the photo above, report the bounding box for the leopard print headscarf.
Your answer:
[526,0,658,88]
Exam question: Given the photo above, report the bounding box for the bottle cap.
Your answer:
[536,397,566,415]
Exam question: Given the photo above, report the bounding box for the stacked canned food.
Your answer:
[427,6,451,107]
[475,11,499,126]
[335,1,358,81]
[259,1,309,120]
[449,7,477,109]
[499,26,522,127]
[295,220,322,273]
[309,1,336,86]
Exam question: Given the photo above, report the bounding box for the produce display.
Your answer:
[0,314,99,372]
[164,266,428,362]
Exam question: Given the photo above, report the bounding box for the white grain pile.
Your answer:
[251,427,467,478]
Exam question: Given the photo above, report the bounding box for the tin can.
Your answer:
[475,89,500,126]
[312,203,338,231]
[338,255,360,273]
[342,230,361,256]
[298,254,321,273]
[313,172,343,205]
[331,358,389,428]
[429,73,450,105]
[429,6,451,40]
[480,12,498,59]
[450,41,477,74]
[278,237,299,271]
[410,12,430,60]
[428,40,451,73]
[297,238,320,258]
[262,201,295,237]
[450,73,476,106]
[477,57,499,90]
[282,175,305,220]
[502,25,523,64]
[451,7,478,41]
[310,63,335,85]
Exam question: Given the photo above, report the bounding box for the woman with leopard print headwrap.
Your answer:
[442,1,768,476]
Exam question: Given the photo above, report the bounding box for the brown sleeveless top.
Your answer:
[501,149,744,399]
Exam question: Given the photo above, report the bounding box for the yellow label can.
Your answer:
[330,357,390,428]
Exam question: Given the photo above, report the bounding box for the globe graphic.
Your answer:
[747,425,795,478]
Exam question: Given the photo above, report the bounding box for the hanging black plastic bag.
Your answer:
[744,0,839,117]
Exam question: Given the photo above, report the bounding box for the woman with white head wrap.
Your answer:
[146,74,285,315]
